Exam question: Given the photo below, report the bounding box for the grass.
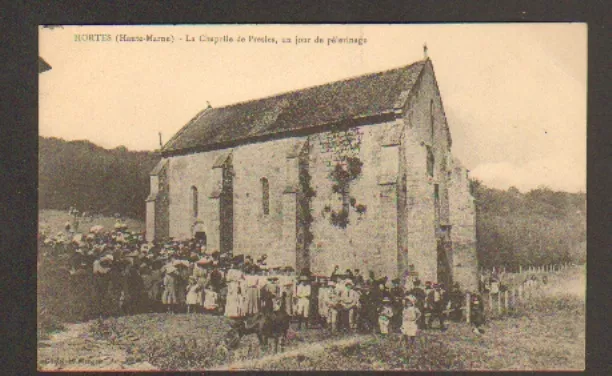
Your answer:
[39,209,145,237]
[37,206,585,372]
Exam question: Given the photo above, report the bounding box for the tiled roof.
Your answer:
[163,59,427,155]
[39,57,52,73]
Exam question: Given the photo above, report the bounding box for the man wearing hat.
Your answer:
[448,282,464,322]
[339,279,360,332]
[390,278,405,332]
[295,275,312,329]
[325,280,340,333]
[426,283,448,330]
[261,276,280,314]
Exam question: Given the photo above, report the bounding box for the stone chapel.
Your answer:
[146,57,478,290]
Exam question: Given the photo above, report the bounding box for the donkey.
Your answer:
[224,295,291,353]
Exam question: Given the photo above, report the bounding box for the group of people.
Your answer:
[39,218,486,341]
[315,267,486,340]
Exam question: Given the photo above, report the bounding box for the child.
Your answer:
[162,266,178,314]
[400,295,421,347]
[185,276,202,313]
[470,293,485,335]
[378,297,394,336]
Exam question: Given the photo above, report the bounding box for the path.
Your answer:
[213,334,371,370]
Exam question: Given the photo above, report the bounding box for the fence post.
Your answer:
[519,265,522,274]
[504,290,509,312]
[518,284,523,301]
[466,293,471,324]
[497,292,502,315]
[488,293,493,314]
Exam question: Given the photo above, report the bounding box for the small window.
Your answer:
[261,177,270,215]
[427,146,434,177]
[430,100,435,143]
[191,186,198,218]
[434,184,440,222]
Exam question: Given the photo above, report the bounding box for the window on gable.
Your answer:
[261,177,270,215]
[190,186,198,218]
[427,146,434,177]
[430,99,435,143]
[434,183,440,218]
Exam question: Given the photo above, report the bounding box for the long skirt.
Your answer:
[203,289,219,310]
[401,320,419,336]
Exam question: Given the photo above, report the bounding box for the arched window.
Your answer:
[427,146,435,177]
[430,99,435,143]
[191,186,198,218]
[261,177,270,215]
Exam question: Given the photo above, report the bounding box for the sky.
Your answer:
[39,24,586,193]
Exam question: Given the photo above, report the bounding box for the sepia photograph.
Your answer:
[37,24,586,371]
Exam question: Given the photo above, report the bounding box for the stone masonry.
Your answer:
[146,58,479,291]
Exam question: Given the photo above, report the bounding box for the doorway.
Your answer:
[194,231,207,246]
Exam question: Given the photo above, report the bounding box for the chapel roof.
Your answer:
[39,57,52,73]
[162,59,428,156]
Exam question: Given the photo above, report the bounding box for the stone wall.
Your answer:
[149,59,477,286]
[146,159,169,242]
[448,157,478,291]
[164,137,307,267]
[396,60,453,284]
[307,122,401,278]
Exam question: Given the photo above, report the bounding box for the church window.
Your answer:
[434,183,440,223]
[261,177,270,215]
[427,146,434,177]
[190,186,198,218]
[430,100,435,143]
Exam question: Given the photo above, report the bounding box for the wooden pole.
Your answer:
[519,265,522,274]
[518,284,523,301]
[466,293,471,324]
[504,290,509,312]
[488,293,493,313]
[497,292,502,315]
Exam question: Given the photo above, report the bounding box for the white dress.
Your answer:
[401,306,421,336]
[224,281,242,317]
[186,284,201,305]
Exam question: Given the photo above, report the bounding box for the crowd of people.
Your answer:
[39,217,488,342]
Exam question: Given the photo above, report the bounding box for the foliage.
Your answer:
[298,161,316,248]
[330,208,350,229]
[39,136,160,220]
[471,180,586,269]
[328,157,365,228]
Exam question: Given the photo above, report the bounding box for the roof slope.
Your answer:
[163,59,427,155]
[39,57,52,73]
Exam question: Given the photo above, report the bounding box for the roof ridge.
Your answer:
[203,59,428,112]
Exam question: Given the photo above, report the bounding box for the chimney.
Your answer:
[423,43,428,60]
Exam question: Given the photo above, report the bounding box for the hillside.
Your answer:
[471,180,586,269]
[39,137,160,220]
